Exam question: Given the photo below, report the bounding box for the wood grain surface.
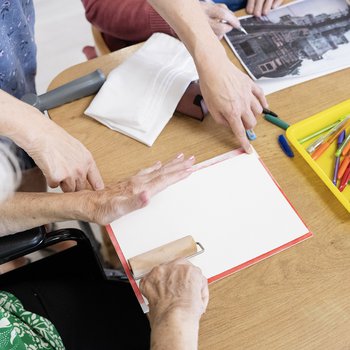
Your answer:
[48,12,350,349]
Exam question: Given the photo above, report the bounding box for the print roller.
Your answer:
[128,235,204,280]
[21,69,106,112]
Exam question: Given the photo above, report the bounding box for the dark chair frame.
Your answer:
[0,227,150,350]
[0,226,94,263]
[0,226,127,280]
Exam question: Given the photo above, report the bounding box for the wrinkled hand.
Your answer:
[26,119,104,192]
[246,0,284,17]
[85,154,195,225]
[198,55,268,152]
[140,259,209,324]
[200,2,240,40]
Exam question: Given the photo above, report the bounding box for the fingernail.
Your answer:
[155,160,162,166]
[140,191,149,206]
[95,182,104,190]
[176,153,184,159]
[188,155,195,161]
[246,145,253,154]
[246,129,256,141]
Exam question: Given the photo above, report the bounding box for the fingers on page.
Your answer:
[263,0,274,16]
[227,115,251,153]
[137,161,162,176]
[246,0,256,14]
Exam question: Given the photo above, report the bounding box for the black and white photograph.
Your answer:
[226,0,350,94]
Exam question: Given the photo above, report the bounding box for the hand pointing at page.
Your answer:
[148,0,268,153]
[198,53,267,152]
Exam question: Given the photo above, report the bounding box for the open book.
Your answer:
[107,149,311,312]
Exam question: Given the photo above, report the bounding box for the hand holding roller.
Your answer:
[128,235,204,280]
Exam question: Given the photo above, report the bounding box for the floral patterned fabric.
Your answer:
[0,291,65,350]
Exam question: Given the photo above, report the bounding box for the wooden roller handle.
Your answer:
[128,235,197,278]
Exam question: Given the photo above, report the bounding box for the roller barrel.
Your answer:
[22,69,106,112]
[128,235,197,278]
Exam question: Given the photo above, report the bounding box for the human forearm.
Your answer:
[150,309,200,350]
[0,192,88,235]
[147,0,226,67]
[0,156,194,235]
[141,261,208,350]
[0,89,104,192]
[148,0,268,153]
[0,89,49,150]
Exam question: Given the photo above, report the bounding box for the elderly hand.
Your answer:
[0,154,195,235]
[140,259,209,324]
[25,117,104,192]
[198,53,268,153]
[200,2,240,40]
[83,154,195,225]
[246,0,284,17]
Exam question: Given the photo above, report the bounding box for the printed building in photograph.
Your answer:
[227,5,350,79]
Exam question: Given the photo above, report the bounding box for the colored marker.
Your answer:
[335,133,350,157]
[312,118,350,160]
[306,117,349,154]
[246,129,256,141]
[239,26,248,35]
[219,20,248,35]
[264,113,290,130]
[299,121,340,144]
[333,157,341,185]
[278,134,294,157]
[263,108,279,118]
[342,137,350,156]
[338,154,350,179]
[332,131,345,185]
[339,162,350,192]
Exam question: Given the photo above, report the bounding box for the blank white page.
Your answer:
[108,150,311,308]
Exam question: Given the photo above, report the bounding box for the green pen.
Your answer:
[298,121,340,144]
[264,113,290,130]
[335,134,350,157]
[305,116,350,154]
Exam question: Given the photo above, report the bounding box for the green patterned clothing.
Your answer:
[0,291,65,350]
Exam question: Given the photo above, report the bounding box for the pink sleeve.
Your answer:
[82,0,176,42]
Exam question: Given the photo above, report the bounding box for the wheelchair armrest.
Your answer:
[0,227,46,262]
[0,227,90,264]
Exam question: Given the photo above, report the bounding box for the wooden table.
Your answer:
[48,33,350,349]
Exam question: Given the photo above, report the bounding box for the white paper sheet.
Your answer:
[108,150,311,310]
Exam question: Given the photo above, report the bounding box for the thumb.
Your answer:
[116,191,149,218]
[223,13,241,30]
[212,5,241,30]
[201,276,210,312]
[87,161,105,191]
